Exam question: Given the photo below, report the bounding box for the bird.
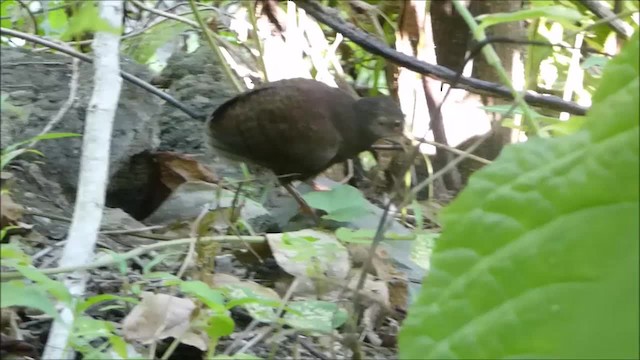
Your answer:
[206,78,404,220]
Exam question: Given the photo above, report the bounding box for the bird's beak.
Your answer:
[393,119,404,132]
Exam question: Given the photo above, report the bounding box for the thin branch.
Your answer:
[453,0,540,135]
[579,0,634,39]
[0,235,266,281]
[27,58,80,148]
[293,0,589,115]
[14,0,39,37]
[0,27,204,120]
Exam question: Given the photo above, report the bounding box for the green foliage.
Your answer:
[0,244,130,358]
[180,280,226,311]
[283,300,348,333]
[303,184,370,221]
[335,227,415,244]
[476,5,583,32]
[399,31,639,359]
[62,2,120,41]
[122,21,191,64]
[1,132,81,171]
[1,280,59,318]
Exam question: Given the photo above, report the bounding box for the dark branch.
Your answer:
[579,0,633,39]
[293,0,589,116]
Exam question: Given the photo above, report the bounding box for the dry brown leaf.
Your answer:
[387,276,409,313]
[0,193,23,228]
[348,269,390,309]
[121,292,208,350]
[0,333,38,359]
[347,245,400,280]
[154,152,217,190]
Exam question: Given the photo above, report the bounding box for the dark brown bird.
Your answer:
[206,78,404,218]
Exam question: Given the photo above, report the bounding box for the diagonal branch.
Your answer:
[293,0,589,115]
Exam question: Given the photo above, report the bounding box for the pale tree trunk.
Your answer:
[42,2,124,358]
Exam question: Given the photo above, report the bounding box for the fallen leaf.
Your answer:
[154,152,217,190]
[0,193,23,228]
[122,292,208,350]
[266,230,351,296]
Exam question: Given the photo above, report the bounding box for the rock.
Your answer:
[151,46,241,153]
[143,181,276,234]
[0,47,161,216]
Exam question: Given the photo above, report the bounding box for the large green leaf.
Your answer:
[399,32,639,359]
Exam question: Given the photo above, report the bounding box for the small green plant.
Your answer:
[0,132,81,171]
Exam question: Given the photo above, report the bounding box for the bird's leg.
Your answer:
[338,159,354,185]
[283,182,321,225]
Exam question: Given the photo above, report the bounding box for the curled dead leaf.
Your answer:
[122,292,208,350]
[154,152,218,190]
[0,193,23,228]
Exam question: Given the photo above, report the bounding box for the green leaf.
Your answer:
[180,281,226,311]
[0,281,58,318]
[224,286,280,323]
[477,6,583,32]
[0,1,19,29]
[283,300,348,333]
[410,231,438,271]
[205,313,235,338]
[74,315,115,338]
[108,334,128,359]
[399,32,639,359]
[42,7,68,36]
[0,243,32,265]
[303,185,370,221]
[62,2,120,41]
[335,227,376,244]
[77,294,138,313]
[14,265,72,304]
[122,21,190,64]
[581,55,609,71]
[1,132,81,158]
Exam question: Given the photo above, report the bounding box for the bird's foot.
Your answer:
[310,181,331,191]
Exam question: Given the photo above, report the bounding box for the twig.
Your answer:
[13,0,39,38]
[99,225,167,235]
[579,0,634,39]
[237,278,300,356]
[373,141,492,165]
[299,337,330,360]
[406,131,494,204]
[1,235,266,281]
[26,58,80,148]
[222,318,260,355]
[453,0,540,135]
[186,0,243,93]
[236,326,274,355]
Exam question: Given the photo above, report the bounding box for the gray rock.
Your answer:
[143,181,276,234]
[151,46,241,153]
[1,47,161,215]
